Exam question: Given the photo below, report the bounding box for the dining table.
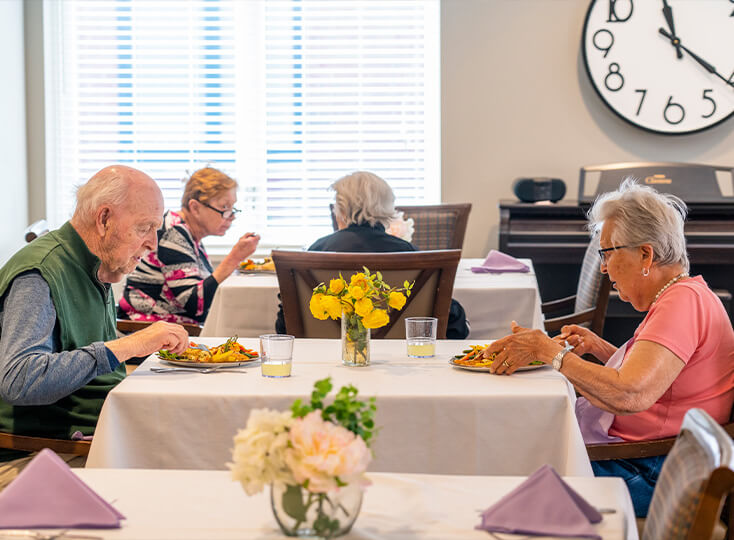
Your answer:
[200,257,545,339]
[62,468,638,539]
[86,338,592,477]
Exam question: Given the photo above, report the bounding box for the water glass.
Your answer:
[405,317,437,358]
[260,334,294,377]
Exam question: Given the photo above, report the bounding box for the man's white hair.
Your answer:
[587,178,689,272]
[73,166,133,226]
[332,171,396,228]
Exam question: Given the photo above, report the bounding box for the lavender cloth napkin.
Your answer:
[575,341,630,444]
[476,464,603,538]
[471,250,530,274]
[0,449,124,529]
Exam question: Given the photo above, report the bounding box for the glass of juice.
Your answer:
[259,334,294,377]
[405,317,437,358]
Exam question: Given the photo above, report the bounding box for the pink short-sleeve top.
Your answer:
[609,276,734,442]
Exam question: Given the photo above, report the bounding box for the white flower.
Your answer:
[386,212,414,243]
[228,408,295,495]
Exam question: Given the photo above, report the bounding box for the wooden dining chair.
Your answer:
[271,249,461,339]
[636,408,734,540]
[542,236,611,336]
[24,219,49,243]
[116,319,202,337]
[329,203,472,251]
[0,432,91,457]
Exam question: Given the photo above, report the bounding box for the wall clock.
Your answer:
[582,0,734,135]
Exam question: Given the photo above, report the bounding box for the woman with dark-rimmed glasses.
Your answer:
[119,167,259,324]
[481,178,734,518]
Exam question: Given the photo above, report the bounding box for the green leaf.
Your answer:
[281,484,308,522]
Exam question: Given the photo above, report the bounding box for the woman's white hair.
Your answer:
[587,178,689,272]
[73,166,132,226]
[332,171,396,228]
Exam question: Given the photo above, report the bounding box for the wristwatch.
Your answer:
[552,342,574,371]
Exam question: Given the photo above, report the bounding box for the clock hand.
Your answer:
[658,28,734,88]
[661,0,683,59]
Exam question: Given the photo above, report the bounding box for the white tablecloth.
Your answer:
[87,338,591,477]
[69,469,637,539]
[202,258,544,339]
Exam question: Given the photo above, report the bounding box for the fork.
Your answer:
[150,366,247,374]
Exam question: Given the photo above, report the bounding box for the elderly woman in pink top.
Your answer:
[482,179,734,518]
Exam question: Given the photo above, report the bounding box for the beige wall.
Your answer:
[442,0,734,257]
[16,1,734,263]
[0,0,28,265]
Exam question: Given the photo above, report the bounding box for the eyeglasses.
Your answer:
[597,245,630,264]
[199,201,241,220]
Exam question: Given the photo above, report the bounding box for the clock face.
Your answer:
[582,0,734,135]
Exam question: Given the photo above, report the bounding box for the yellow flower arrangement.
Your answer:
[309,268,413,365]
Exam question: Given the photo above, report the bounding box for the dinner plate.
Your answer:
[237,268,276,275]
[161,358,260,369]
[448,358,549,372]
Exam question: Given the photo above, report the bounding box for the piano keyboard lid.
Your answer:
[578,162,734,206]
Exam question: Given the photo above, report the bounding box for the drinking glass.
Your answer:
[405,317,437,358]
[260,334,294,377]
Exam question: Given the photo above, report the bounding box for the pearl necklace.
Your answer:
[652,272,689,304]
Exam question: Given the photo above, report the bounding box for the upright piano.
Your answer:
[499,162,734,345]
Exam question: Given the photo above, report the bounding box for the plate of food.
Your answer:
[449,344,548,372]
[157,337,260,368]
[238,257,276,274]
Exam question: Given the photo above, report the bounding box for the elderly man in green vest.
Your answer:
[0,165,190,487]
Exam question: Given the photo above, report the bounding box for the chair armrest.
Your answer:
[0,432,91,456]
[587,437,677,461]
[116,319,202,337]
[541,295,576,314]
[543,307,596,334]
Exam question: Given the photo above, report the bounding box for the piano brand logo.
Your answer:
[645,174,672,185]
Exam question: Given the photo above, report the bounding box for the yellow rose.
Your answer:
[388,291,406,310]
[329,278,346,294]
[349,273,370,293]
[354,297,374,317]
[362,309,389,329]
[348,285,366,300]
[320,294,342,320]
[341,299,354,314]
[309,293,328,320]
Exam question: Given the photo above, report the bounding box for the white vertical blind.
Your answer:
[44,0,440,249]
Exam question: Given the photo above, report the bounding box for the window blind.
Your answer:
[44,0,440,249]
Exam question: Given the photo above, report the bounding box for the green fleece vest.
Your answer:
[0,222,125,458]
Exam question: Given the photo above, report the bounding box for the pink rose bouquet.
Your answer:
[229,378,376,538]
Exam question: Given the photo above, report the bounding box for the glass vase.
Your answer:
[341,312,370,366]
[270,483,363,538]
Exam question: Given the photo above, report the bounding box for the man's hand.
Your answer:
[106,321,190,362]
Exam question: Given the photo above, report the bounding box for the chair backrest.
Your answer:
[643,408,734,540]
[329,203,472,251]
[272,249,461,339]
[116,319,202,337]
[574,235,604,312]
[0,432,91,456]
[24,219,49,243]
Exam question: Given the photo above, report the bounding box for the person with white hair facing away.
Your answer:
[119,167,260,325]
[0,165,191,487]
[275,171,470,338]
[480,179,734,518]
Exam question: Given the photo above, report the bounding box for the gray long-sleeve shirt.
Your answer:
[0,271,119,406]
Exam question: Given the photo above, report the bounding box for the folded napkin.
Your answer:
[476,464,602,539]
[0,449,124,529]
[471,250,530,273]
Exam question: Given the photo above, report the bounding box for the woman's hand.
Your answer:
[213,232,261,283]
[229,232,260,261]
[552,324,597,357]
[481,321,564,375]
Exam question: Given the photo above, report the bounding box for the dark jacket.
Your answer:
[275,222,469,338]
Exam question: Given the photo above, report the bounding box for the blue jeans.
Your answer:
[591,455,665,518]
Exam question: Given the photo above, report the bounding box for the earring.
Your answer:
[642,268,649,277]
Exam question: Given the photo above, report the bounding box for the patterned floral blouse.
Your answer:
[118,211,219,324]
